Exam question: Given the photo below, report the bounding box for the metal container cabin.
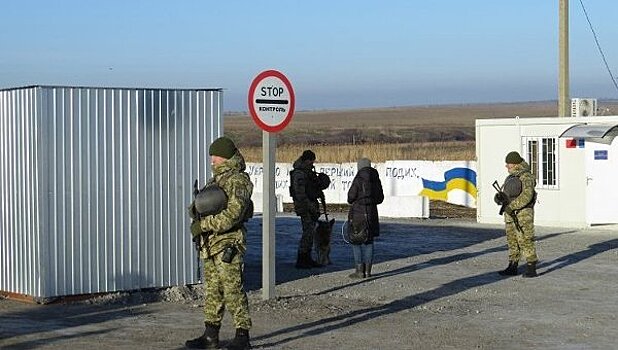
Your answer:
[0,85,223,301]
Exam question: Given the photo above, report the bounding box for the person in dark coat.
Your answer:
[347,158,384,278]
[290,150,323,269]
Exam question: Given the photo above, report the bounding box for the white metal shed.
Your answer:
[0,85,223,301]
[476,115,618,228]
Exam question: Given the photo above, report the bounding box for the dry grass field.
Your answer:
[240,141,476,163]
[225,100,618,163]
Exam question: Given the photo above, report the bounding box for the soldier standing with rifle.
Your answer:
[494,151,538,278]
[186,136,254,350]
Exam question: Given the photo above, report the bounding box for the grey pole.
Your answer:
[262,131,276,300]
[558,0,570,117]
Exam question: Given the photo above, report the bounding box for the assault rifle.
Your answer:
[492,180,523,232]
[193,179,199,196]
[318,192,329,221]
[192,179,202,279]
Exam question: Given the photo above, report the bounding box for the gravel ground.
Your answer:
[1,213,617,350]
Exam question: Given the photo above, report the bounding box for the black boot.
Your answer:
[365,263,372,278]
[348,264,364,279]
[295,252,312,269]
[307,253,324,268]
[523,261,538,278]
[225,328,251,350]
[296,252,322,268]
[498,261,518,276]
[186,322,220,349]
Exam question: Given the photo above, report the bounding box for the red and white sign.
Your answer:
[247,70,295,133]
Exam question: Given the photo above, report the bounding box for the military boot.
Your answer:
[523,261,538,278]
[225,328,251,350]
[307,253,324,268]
[185,322,220,349]
[295,252,312,269]
[498,261,518,276]
[348,264,364,279]
[365,263,372,278]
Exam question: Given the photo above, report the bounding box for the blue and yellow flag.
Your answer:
[419,167,477,201]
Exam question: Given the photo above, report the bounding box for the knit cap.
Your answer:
[505,151,524,164]
[209,136,237,159]
[357,157,371,170]
[300,150,316,161]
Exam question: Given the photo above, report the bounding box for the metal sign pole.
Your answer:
[262,131,276,300]
[558,0,569,117]
[248,69,294,300]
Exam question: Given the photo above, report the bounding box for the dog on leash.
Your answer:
[314,218,335,266]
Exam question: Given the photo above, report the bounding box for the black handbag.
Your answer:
[347,214,369,244]
[347,183,370,245]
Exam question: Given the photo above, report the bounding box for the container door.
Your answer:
[585,141,618,224]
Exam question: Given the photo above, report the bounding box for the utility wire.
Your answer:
[578,0,618,94]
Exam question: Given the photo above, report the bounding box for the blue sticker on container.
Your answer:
[594,150,608,160]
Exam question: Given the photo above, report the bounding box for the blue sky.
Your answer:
[1,0,617,111]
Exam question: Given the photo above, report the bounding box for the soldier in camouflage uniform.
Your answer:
[495,151,538,278]
[290,150,323,269]
[186,136,253,350]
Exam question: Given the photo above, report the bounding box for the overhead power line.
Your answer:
[578,0,618,95]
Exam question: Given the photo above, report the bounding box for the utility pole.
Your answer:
[558,0,569,117]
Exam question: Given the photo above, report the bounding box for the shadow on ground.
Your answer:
[251,233,616,348]
[0,302,149,349]
[243,215,505,291]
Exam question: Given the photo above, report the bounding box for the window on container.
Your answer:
[542,138,557,187]
[524,137,558,189]
[527,140,538,180]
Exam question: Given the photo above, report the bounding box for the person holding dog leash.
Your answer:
[186,136,254,350]
[290,149,327,269]
[347,157,384,278]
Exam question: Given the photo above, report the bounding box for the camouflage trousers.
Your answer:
[298,213,317,254]
[504,208,538,263]
[202,250,251,330]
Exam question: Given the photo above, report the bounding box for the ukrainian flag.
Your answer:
[419,167,477,201]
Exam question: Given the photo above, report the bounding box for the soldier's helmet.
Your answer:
[503,176,522,198]
[195,183,228,216]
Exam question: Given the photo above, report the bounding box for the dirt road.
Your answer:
[1,214,617,349]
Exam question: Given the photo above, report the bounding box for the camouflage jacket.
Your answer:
[290,157,320,217]
[504,160,536,223]
[198,152,253,257]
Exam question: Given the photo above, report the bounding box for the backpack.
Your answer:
[289,169,298,199]
[240,196,254,223]
[289,169,330,200]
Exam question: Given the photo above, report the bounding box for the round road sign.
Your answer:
[247,70,295,133]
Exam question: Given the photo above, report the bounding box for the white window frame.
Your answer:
[523,136,559,190]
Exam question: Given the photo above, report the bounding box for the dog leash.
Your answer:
[341,219,352,244]
[319,194,329,221]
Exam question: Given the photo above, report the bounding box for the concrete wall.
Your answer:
[247,160,476,218]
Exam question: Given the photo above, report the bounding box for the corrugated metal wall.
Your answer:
[0,86,223,298]
[0,87,40,298]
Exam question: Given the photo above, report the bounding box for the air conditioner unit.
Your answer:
[571,98,597,117]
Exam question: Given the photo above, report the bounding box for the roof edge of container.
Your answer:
[0,84,224,92]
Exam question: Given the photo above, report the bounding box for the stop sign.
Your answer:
[247,70,295,133]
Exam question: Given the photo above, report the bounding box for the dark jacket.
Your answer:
[290,157,320,218]
[347,166,384,243]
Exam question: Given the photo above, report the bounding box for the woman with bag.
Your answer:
[347,158,384,278]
